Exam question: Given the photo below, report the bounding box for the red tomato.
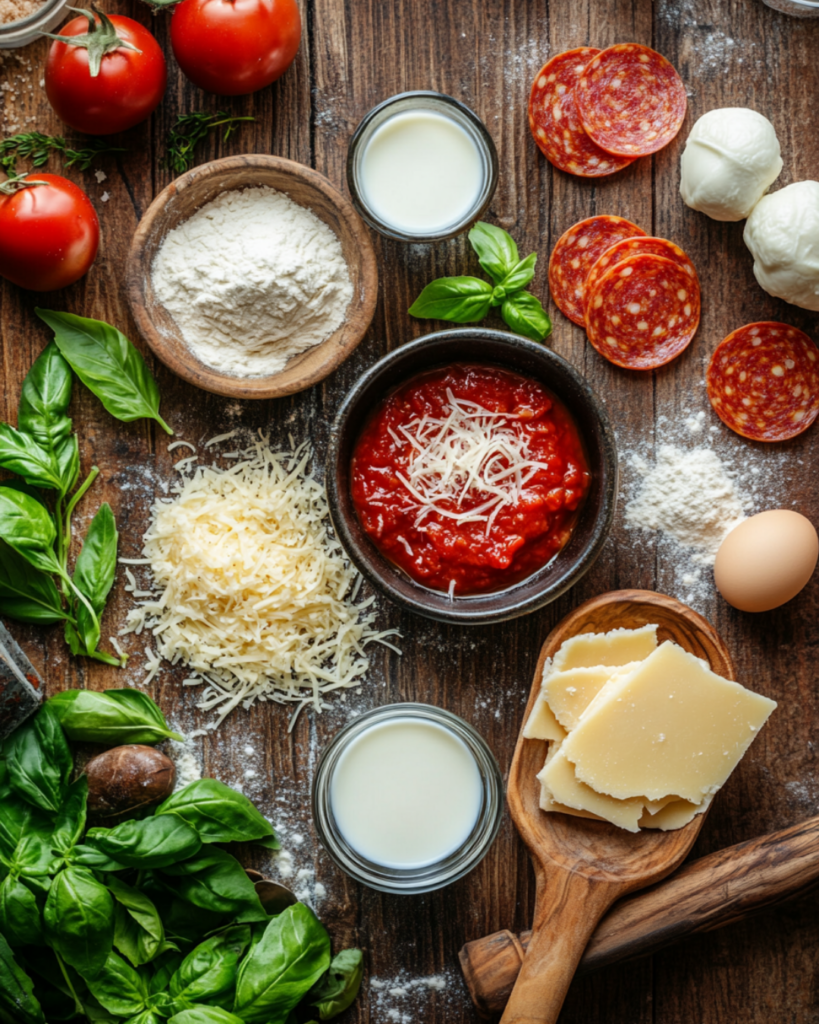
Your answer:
[0,175,100,292]
[45,11,167,135]
[170,0,301,96]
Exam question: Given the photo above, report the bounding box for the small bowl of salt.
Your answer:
[126,154,378,400]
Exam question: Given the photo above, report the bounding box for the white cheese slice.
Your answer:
[640,795,712,831]
[551,624,658,672]
[524,694,567,742]
[537,743,606,821]
[543,662,642,731]
[562,641,777,804]
[539,747,645,833]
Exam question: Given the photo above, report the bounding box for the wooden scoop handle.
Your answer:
[499,868,626,1024]
[462,814,819,1018]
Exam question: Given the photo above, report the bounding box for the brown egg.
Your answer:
[84,744,176,820]
[714,510,818,613]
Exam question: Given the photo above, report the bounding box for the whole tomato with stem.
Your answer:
[169,0,301,96]
[45,7,167,135]
[0,175,100,292]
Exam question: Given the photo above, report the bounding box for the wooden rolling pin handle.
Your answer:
[461,815,819,1019]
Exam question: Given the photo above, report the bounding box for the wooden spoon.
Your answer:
[502,589,735,1024]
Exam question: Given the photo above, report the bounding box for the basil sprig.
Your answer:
[0,691,364,1024]
[409,221,552,342]
[0,315,172,665]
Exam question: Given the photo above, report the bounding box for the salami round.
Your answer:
[583,237,698,321]
[529,49,635,178]
[575,43,687,158]
[548,215,646,326]
[706,322,819,442]
[585,254,701,369]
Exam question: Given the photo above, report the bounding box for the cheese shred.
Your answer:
[122,437,399,726]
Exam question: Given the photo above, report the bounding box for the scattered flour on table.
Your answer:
[369,969,460,1023]
[168,734,203,791]
[152,186,353,378]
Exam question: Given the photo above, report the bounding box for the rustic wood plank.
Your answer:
[2,0,819,1021]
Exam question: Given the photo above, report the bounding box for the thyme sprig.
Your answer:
[164,111,255,174]
[0,132,125,177]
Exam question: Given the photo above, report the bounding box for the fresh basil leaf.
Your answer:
[161,848,267,923]
[501,291,552,342]
[0,424,64,492]
[150,949,184,995]
[233,904,331,1024]
[87,816,202,870]
[11,830,54,878]
[83,952,149,1016]
[168,1009,245,1024]
[47,688,184,745]
[68,844,126,872]
[73,503,118,655]
[252,835,281,852]
[0,788,53,861]
[157,779,278,847]
[125,1013,165,1024]
[109,876,168,968]
[43,866,114,978]
[308,949,364,1020]
[51,776,88,856]
[0,876,42,948]
[0,932,45,1024]
[0,540,67,625]
[468,221,520,284]
[169,926,250,1005]
[159,898,229,946]
[0,487,60,576]
[168,1008,246,1024]
[54,433,80,496]
[5,704,71,814]
[18,342,73,448]
[146,991,177,1016]
[500,251,537,293]
[35,310,173,436]
[408,277,493,323]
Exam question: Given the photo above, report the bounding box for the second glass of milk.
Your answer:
[347,92,499,243]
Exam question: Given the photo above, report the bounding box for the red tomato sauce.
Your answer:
[350,364,591,596]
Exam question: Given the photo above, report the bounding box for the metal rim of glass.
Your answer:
[345,90,500,243]
[312,702,504,894]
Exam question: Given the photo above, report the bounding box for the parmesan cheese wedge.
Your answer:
[543,662,642,731]
[562,641,777,804]
[639,796,712,831]
[524,694,567,742]
[540,747,645,832]
[551,624,658,672]
[537,743,605,821]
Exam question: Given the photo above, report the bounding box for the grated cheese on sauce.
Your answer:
[122,437,399,726]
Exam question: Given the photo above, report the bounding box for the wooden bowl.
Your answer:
[125,155,378,400]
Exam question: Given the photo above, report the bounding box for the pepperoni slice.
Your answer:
[575,43,687,157]
[548,215,646,326]
[706,323,819,442]
[583,237,698,321]
[529,49,635,178]
[585,254,700,370]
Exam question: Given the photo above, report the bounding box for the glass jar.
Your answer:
[0,0,70,48]
[761,0,819,15]
[312,703,504,894]
[346,91,499,243]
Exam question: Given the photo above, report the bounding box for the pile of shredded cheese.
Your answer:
[122,435,399,727]
[392,389,551,535]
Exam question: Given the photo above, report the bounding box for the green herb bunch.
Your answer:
[408,221,553,342]
[0,689,363,1024]
[164,113,256,175]
[0,132,125,178]
[0,311,172,666]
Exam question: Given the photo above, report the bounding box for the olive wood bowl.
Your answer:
[125,155,378,400]
[502,589,735,1024]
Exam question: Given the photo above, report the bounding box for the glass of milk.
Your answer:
[346,92,499,243]
[312,703,503,894]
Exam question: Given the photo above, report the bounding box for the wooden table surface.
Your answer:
[2,0,819,1021]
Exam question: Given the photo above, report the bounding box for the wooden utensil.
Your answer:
[126,155,378,401]
[461,813,819,1017]
[502,589,734,1024]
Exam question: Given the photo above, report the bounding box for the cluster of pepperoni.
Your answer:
[528,44,687,178]
[548,215,701,371]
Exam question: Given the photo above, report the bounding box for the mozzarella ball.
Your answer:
[744,181,819,311]
[680,108,783,222]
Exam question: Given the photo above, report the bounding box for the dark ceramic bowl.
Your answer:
[326,329,618,625]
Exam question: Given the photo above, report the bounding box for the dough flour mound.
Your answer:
[152,187,353,377]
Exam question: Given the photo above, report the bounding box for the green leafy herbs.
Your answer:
[164,113,255,175]
[48,689,184,745]
[0,325,170,665]
[0,131,125,178]
[408,221,552,342]
[0,692,363,1024]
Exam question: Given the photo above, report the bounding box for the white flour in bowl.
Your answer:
[152,186,353,377]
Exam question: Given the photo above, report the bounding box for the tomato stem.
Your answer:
[0,172,50,194]
[43,4,142,78]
